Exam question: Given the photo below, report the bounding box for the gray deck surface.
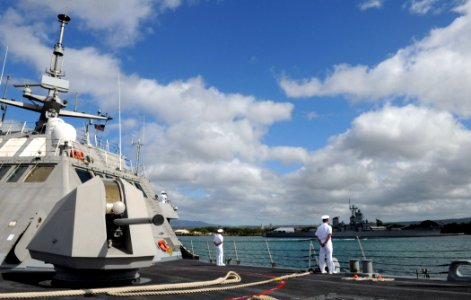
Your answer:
[1,259,470,299]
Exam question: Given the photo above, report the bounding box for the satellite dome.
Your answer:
[45,117,77,145]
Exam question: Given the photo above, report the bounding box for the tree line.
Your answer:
[188,226,267,236]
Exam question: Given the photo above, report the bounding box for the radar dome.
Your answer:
[45,117,77,145]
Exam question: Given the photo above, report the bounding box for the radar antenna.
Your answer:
[0,14,112,133]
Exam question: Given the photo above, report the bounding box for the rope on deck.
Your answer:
[0,270,312,298]
[107,270,311,297]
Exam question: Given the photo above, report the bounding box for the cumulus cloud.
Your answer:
[12,0,180,48]
[0,2,297,224]
[279,0,471,117]
[3,1,471,224]
[285,105,471,221]
[407,0,439,15]
[144,104,471,223]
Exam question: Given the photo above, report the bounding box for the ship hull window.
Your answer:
[6,165,29,182]
[0,165,12,181]
[24,165,55,182]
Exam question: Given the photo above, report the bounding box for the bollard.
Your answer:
[361,259,374,274]
[349,259,360,273]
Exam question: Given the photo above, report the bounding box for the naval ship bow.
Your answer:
[0,14,181,282]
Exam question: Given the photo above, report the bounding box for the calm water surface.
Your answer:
[179,235,471,279]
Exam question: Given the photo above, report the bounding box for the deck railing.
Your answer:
[180,237,471,279]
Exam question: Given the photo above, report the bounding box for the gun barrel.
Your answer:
[113,214,164,226]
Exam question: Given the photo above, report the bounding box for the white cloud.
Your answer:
[279,0,471,117]
[268,146,309,165]
[0,3,297,224]
[14,0,180,48]
[284,105,471,221]
[3,1,471,225]
[306,111,318,120]
[407,0,439,15]
[359,0,384,11]
[146,104,471,224]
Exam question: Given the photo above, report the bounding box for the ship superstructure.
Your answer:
[332,200,371,232]
[0,14,181,281]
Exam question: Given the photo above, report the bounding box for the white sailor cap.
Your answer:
[321,215,330,220]
[217,229,224,233]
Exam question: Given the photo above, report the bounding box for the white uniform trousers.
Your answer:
[319,245,334,273]
[216,246,224,266]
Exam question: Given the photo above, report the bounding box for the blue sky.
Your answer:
[1,0,471,225]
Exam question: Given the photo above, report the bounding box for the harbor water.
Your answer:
[179,235,471,279]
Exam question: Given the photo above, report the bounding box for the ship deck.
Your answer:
[1,259,471,299]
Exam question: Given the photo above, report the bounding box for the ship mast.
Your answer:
[48,14,70,78]
[0,14,112,133]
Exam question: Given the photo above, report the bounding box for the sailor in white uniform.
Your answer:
[315,215,335,274]
[160,191,168,203]
[213,228,225,266]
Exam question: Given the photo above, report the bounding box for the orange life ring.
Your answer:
[158,240,169,252]
[70,150,84,160]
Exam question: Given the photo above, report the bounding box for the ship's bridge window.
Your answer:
[75,168,93,183]
[134,182,148,198]
[24,165,55,182]
[0,165,12,181]
[6,165,29,182]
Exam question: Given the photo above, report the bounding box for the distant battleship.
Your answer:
[264,201,443,239]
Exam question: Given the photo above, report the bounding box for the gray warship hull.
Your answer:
[0,14,181,281]
[265,228,443,239]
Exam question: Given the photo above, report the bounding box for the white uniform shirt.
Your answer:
[161,193,168,203]
[315,222,333,248]
[213,233,223,248]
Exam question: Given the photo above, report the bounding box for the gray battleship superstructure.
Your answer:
[0,14,181,281]
[265,200,442,238]
[332,201,372,232]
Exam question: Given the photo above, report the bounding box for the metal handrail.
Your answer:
[181,237,467,279]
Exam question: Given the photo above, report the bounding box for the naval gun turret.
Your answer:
[0,14,181,282]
